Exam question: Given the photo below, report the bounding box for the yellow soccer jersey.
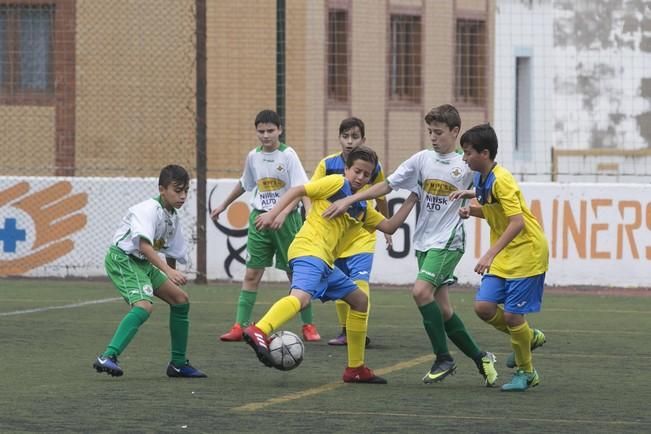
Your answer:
[478,165,549,278]
[311,152,386,256]
[288,175,385,267]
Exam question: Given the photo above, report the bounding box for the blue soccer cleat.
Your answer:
[93,354,124,377]
[166,360,207,378]
[501,369,540,392]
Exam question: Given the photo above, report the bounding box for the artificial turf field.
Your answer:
[1,278,650,433]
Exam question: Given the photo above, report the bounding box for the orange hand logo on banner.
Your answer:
[0,181,88,276]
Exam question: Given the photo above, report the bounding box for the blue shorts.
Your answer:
[334,253,373,282]
[289,256,358,302]
[475,273,545,314]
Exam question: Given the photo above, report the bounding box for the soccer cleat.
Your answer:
[343,365,387,384]
[501,369,540,392]
[93,354,123,377]
[475,351,499,387]
[328,331,347,346]
[166,360,207,378]
[506,329,546,368]
[327,331,372,347]
[220,323,244,342]
[302,323,321,342]
[243,324,274,367]
[422,358,457,384]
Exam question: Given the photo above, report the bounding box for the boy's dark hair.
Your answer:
[339,117,365,138]
[345,145,378,169]
[459,123,499,160]
[424,104,461,130]
[254,109,282,128]
[159,164,190,189]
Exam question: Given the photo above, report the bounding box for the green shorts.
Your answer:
[416,249,464,289]
[246,209,302,271]
[104,245,168,304]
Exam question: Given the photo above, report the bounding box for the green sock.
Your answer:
[235,290,257,326]
[104,306,150,357]
[418,301,449,357]
[170,303,190,365]
[300,303,314,324]
[444,312,482,360]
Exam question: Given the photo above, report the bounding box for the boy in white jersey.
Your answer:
[212,110,321,342]
[93,165,206,378]
[323,105,498,387]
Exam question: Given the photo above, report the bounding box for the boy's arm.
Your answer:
[460,201,485,219]
[255,185,307,230]
[322,181,393,219]
[270,196,304,230]
[139,238,187,285]
[474,214,525,275]
[374,192,418,234]
[449,189,475,201]
[210,182,245,221]
[375,197,393,250]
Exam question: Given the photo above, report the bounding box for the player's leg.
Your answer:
[499,274,545,391]
[221,211,272,341]
[273,210,320,341]
[243,257,322,367]
[335,270,385,384]
[94,248,153,377]
[154,273,206,378]
[413,250,456,383]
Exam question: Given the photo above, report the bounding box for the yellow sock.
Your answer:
[487,306,510,334]
[334,300,349,329]
[508,322,533,372]
[355,280,370,317]
[346,309,368,368]
[257,296,301,335]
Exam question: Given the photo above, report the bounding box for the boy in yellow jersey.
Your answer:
[245,145,418,383]
[311,117,391,346]
[453,123,549,392]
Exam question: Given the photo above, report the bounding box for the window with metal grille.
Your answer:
[455,18,487,106]
[0,4,54,100]
[389,13,421,104]
[327,8,348,103]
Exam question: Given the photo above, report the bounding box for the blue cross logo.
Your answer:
[0,218,27,253]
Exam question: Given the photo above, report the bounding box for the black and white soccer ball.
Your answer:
[268,330,304,371]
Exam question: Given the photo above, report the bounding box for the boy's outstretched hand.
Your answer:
[254,212,275,230]
[449,189,475,201]
[322,198,352,219]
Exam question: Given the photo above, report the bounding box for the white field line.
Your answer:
[0,297,121,317]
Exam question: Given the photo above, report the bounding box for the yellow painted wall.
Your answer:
[75,0,196,177]
[0,107,55,176]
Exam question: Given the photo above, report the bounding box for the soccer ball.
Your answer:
[268,330,304,371]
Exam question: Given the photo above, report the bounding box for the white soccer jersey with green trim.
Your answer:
[387,150,473,252]
[112,196,187,263]
[240,143,309,211]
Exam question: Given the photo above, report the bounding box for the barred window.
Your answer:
[0,4,54,98]
[389,14,421,104]
[455,18,487,106]
[327,8,348,103]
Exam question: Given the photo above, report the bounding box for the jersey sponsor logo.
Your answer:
[0,181,88,276]
[276,164,286,173]
[450,166,464,180]
[257,177,286,192]
[425,195,449,211]
[422,180,457,197]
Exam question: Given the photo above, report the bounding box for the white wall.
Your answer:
[2,176,650,287]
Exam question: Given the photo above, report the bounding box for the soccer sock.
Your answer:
[508,321,534,372]
[104,306,150,357]
[234,290,257,326]
[169,303,190,365]
[256,295,301,335]
[345,309,368,368]
[486,306,510,334]
[355,280,371,321]
[334,300,349,329]
[418,301,450,358]
[444,312,482,360]
[299,302,314,324]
